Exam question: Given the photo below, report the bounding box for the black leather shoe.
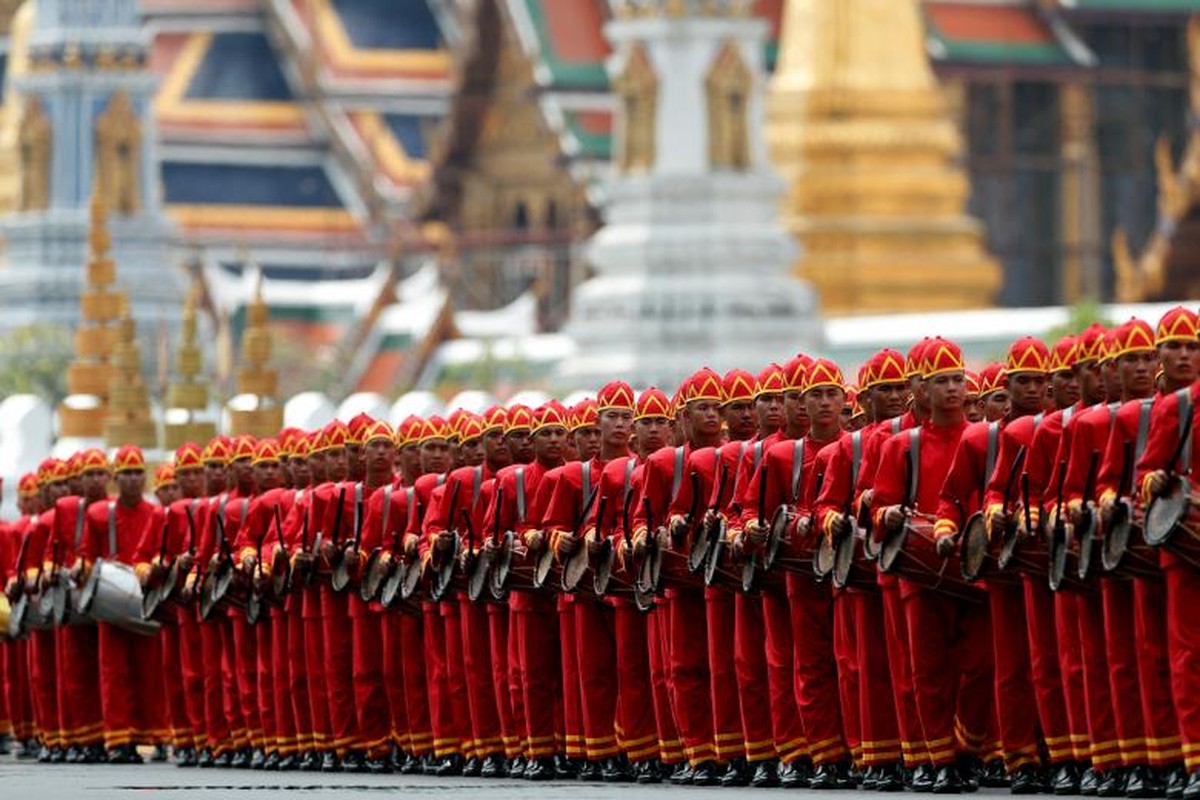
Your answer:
[298,751,321,772]
[839,761,860,790]
[526,757,556,782]
[480,753,507,778]
[636,760,663,784]
[1181,770,1200,800]
[810,763,842,790]
[912,764,938,793]
[983,759,1010,788]
[230,749,252,769]
[1098,770,1128,798]
[462,756,482,777]
[1082,768,1102,796]
[1126,765,1163,798]
[175,747,197,768]
[248,748,265,770]
[958,757,981,793]
[933,764,964,794]
[399,753,423,775]
[1011,765,1042,795]
[781,758,813,789]
[263,751,281,771]
[692,761,720,787]
[554,755,578,780]
[64,745,82,763]
[602,756,634,783]
[877,763,906,792]
[1054,762,1082,795]
[213,750,233,769]
[670,762,695,785]
[49,746,67,763]
[364,756,391,775]
[861,766,882,791]
[421,754,439,775]
[752,759,781,788]
[508,756,526,779]
[343,751,368,774]
[197,748,215,768]
[278,753,299,772]
[1166,767,1187,800]
[319,751,340,772]
[721,757,751,787]
[151,744,169,762]
[578,760,602,781]
[36,744,51,763]
[436,753,464,777]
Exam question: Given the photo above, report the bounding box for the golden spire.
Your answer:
[163,271,216,448]
[228,265,282,437]
[767,0,1001,314]
[103,295,157,448]
[59,195,125,438]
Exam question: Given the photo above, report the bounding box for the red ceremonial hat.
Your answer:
[50,458,72,483]
[504,405,534,434]
[685,367,724,404]
[846,388,865,419]
[457,412,486,443]
[153,464,177,490]
[79,448,109,473]
[396,415,423,447]
[174,442,203,470]
[418,415,451,444]
[755,364,785,397]
[346,413,373,445]
[804,358,845,393]
[64,452,81,479]
[1048,336,1078,373]
[1005,336,1050,375]
[571,398,598,431]
[253,439,281,465]
[322,420,349,451]
[635,388,672,420]
[782,354,812,392]
[1156,306,1199,345]
[922,338,965,378]
[870,348,907,387]
[533,401,569,433]
[36,458,57,486]
[364,419,395,445]
[203,436,232,465]
[291,432,313,459]
[906,339,932,378]
[721,369,756,405]
[1112,318,1156,358]
[18,472,38,497]
[669,383,686,417]
[1099,328,1119,364]
[446,409,469,442]
[113,444,146,473]
[481,406,507,433]
[965,370,981,397]
[856,362,874,392]
[231,434,257,461]
[1075,324,1108,364]
[978,363,1006,397]
[597,380,636,412]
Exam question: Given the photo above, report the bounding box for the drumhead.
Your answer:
[562,547,589,592]
[212,561,235,603]
[468,551,492,602]
[703,537,726,587]
[1145,478,1189,546]
[401,559,422,600]
[1076,513,1096,581]
[381,562,405,607]
[360,552,385,602]
[765,507,790,570]
[141,584,162,621]
[198,574,217,621]
[245,592,263,625]
[78,561,103,614]
[1102,501,1132,573]
[331,558,352,593]
[878,526,907,574]
[960,513,988,582]
[631,569,655,612]
[814,534,836,579]
[1047,531,1069,592]
[493,532,514,589]
[7,594,26,639]
[592,540,614,596]
[741,556,759,594]
[997,527,1019,572]
[533,547,554,590]
[831,533,855,589]
[687,517,712,575]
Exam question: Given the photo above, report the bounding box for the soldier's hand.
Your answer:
[667,514,688,542]
[730,532,746,561]
[4,577,17,602]
[988,508,1011,538]
[177,553,194,576]
[793,515,812,539]
[654,526,670,551]
[860,489,874,511]
[37,571,51,592]
[744,518,766,545]
[149,560,167,584]
[1145,470,1169,499]
[435,531,455,553]
[241,554,257,573]
[620,538,633,563]
[830,513,852,542]
[556,532,578,558]
[318,539,336,561]
[482,538,497,556]
[23,575,37,595]
[935,535,956,558]
[1099,498,1116,530]
[585,528,601,556]
[343,547,359,567]
[882,505,906,531]
[631,533,646,559]
[525,531,544,553]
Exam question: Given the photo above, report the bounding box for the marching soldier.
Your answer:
[2,473,41,757]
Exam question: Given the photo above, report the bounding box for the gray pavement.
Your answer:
[0,760,1017,800]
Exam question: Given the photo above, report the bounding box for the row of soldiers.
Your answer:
[0,305,1198,796]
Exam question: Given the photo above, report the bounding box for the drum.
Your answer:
[878,518,981,603]
[466,547,493,602]
[561,540,592,594]
[43,575,86,626]
[77,559,161,636]
[703,527,741,590]
[245,587,265,626]
[430,535,462,602]
[379,561,407,609]
[634,533,664,597]
[199,559,248,622]
[592,542,616,597]
[763,505,791,572]
[1101,500,1159,579]
[268,549,291,600]
[814,531,837,581]
[1075,510,1098,582]
[997,520,1049,578]
[958,513,991,584]
[831,530,875,591]
[1145,477,1200,569]
[0,595,10,642]
[400,558,425,602]
[1046,522,1087,593]
[141,582,168,622]
[8,592,53,640]
[686,515,713,575]
[330,546,359,594]
[769,506,819,576]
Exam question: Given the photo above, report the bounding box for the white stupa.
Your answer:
[559,0,820,389]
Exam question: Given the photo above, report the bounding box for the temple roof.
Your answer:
[924,2,1092,67]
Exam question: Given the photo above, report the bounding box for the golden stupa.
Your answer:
[162,274,217,449]
[227,271,283,438]
[767,0,1002,314]
[103,295,157,449]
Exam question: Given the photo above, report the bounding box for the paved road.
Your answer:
[0,760,1018,800]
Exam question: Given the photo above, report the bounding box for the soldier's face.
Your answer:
[926,372,966,412]
[81,468,110,502]
[204,462,228,493]
[308,451,328,484]
[1006,372,1047,416]
[964,396,983,423]
[459,437,485,467]
[804,386,844,431]
[483,430,511,469]
[1051,369,1080,409]
[364,438,396,477]
[254,461,283,491]
[755,392,784,433]
[1076,360,1103,404]
[634,417,671,453]
[599,409,632,453]
[176,466,204,498]
[871,382,908,420]
[1159,339,1199,386]
[116,470,145,501]
[783,390,808,433]
[574,426,602,460]
[1119,351,1156,397]
[722,400,755,440]
[534,426,566,464]
[291,457,311,487]
[686,401,722,440]
[46,481,69,503]
[156,486,179,506]
[346,443,364,476]
[399,444,423,475]
[325,447,348,482]
[420,440,452,474]
[982,390,1010,422]
[505,430,534,464]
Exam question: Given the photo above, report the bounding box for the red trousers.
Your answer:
[199,618,235,753]
[4,639,34,741]
[441,599,472,756]
[852,589,901,767]
[733,592,776,763]
[705,587,744,762]
[1048,586,1089,762]
[350,604,391,758]
[458,594,502,758]
[1074,589,1120,771]
[319,587,358,754]
[394,611,432,755]
[422,601,453,757]
[177,608,206,747]
[512,592,558,758]
[487,604,521,758]
[285,600,314,754]
[786,573,848,766]
[1133,573,1182,767]
[301,588,330,753]
[1101,579,1147,768]
[254,617,277,754]
[29,628,60,747]
[613,600,658,762]
[762,586,807,763]
[229,614,262,749]
[98,622,166,747]
[155,619,194,750]
[558,596,584,759]
[986,579,1040,771]
[880,577,925,766]
[647,601,683,764]
[667,587,715,765]
[1163,554,1200,770]
[575,597,618,759]
[56,624,103,747]
[902,586,992,766]
[269,610,297,757]
[833,590,860,762]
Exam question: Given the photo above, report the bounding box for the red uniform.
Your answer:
[25,509,61,750]
[1,515,36,745]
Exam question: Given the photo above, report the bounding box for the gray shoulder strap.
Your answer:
[472,466,483,508]
[107,500,117,558]
[1134,398,1154,464]
[908,427,922,504]
[74,497,87,549]
[891,417,903,435]
[622,459,636,505]
[850,431,863,489]
[352,482,363,536]
[404,487,416,532]
[789,439,806,504]
[1177,388,1194,473]
[984,422,1000,494]
[515,467,527,524]
[751,440,765,473]
[669,446,686,502]
[580,461,595,519]
[1033,412,1045,431]
[381,485,393,538]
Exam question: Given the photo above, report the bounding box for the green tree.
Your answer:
[1045,299,1112,342]
[0,323,74,405]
